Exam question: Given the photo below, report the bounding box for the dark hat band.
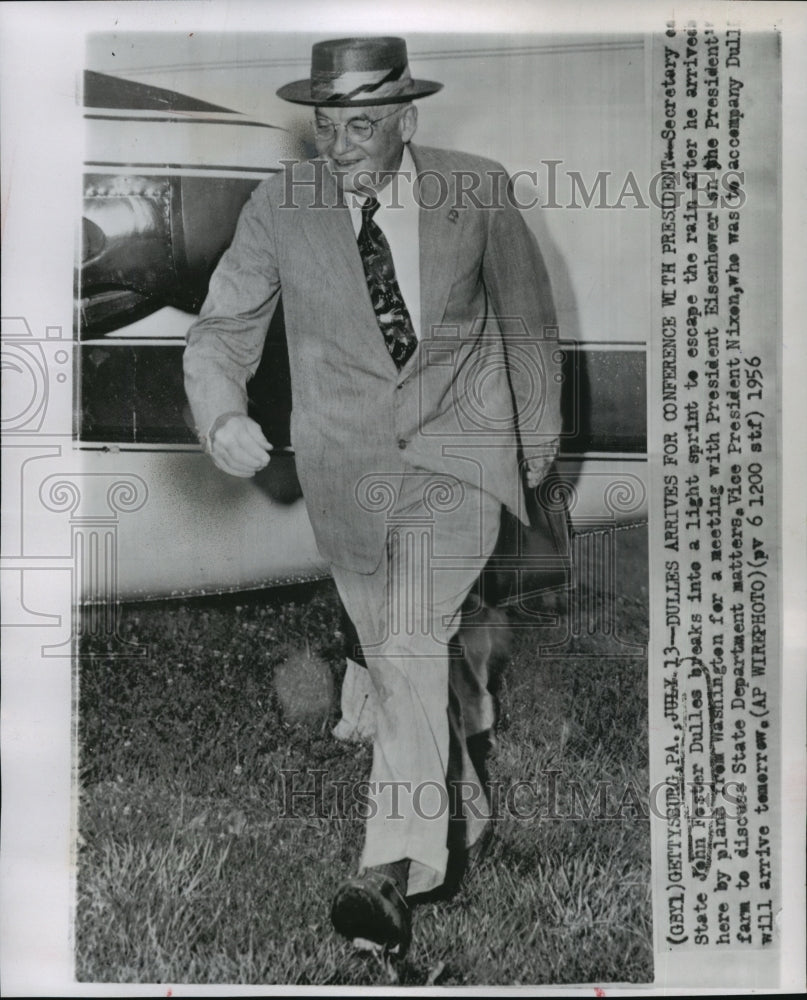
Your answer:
[311,62,412,103]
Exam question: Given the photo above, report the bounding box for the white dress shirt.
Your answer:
[347,144,422,339]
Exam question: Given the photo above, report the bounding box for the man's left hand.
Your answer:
[524,440,560,488]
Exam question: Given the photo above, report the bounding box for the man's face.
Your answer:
[314,103,417,194]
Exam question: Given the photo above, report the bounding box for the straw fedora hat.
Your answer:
[277,36,442,107]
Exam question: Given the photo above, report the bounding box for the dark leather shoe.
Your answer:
[331,870,411,956]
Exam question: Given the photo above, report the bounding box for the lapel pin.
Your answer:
[448,208,459,223]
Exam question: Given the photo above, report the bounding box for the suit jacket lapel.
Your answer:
[410,143,465,346]
[296,160,400,371]
[298,163,369,298]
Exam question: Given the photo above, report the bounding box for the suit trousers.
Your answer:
[330,472,501,896]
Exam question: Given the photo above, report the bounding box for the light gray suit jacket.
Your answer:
[184,143,561,572]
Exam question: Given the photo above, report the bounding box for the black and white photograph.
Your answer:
[1,1,804,995]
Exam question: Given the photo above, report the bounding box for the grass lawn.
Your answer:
[76,525,652,986]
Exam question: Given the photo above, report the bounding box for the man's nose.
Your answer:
[330,123,354,155]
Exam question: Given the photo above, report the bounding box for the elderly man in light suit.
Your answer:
[184,36,560,956]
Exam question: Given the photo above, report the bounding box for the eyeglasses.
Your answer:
[313,108,403,143]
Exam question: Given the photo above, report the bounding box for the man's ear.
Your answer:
[399,103,418,143]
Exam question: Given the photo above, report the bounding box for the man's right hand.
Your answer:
[208,413,272,478]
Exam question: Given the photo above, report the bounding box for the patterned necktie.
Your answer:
[357,196,418,370]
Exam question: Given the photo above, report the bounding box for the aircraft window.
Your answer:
[79,343,195,444]
[559,348,647,454]
[77,302,293,447]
